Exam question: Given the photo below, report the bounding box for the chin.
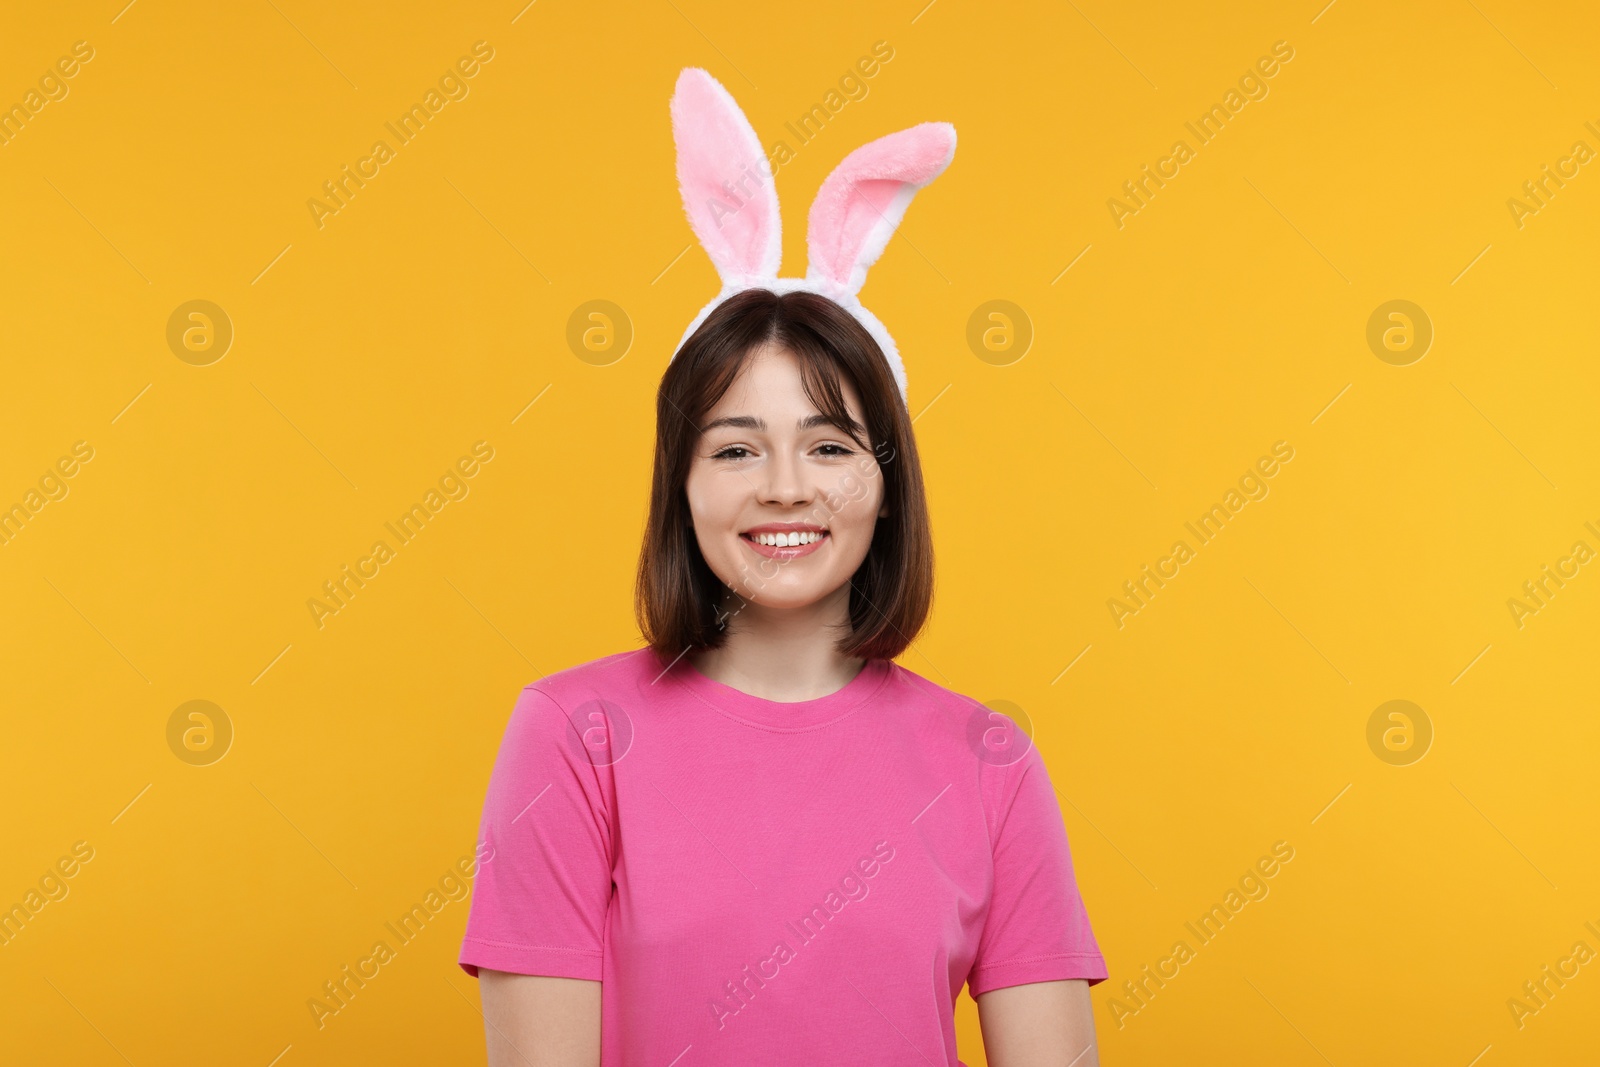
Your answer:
[742,589,827,610]
[725,576,844,610]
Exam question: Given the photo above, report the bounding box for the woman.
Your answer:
[458,69,1106,1066]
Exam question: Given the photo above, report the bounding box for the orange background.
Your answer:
[2,1,1597,1064]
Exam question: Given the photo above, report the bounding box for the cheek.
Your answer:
[683,471,748,574]
[828,468,882,521]
[683,469,731,526]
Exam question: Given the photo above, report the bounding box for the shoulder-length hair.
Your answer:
[635,287,933,664]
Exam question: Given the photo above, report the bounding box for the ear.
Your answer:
[670,67,782,285]
[805,122,956,296]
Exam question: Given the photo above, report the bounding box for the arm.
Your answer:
[975,978,1098,1067]
[479,970,601,1067]
[462,686,615,1063]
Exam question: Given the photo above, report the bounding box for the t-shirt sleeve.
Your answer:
[459,685,614,980]
[966,744,1109,996]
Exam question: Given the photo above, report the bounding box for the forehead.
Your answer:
[703,343,865,422]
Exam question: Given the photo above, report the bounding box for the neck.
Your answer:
[686,586,867,702]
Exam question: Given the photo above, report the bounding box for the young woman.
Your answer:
[458,69,1106,1067]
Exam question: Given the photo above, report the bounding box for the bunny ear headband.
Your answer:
[670,67,957,408]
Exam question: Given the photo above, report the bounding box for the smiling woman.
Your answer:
[457,65,1106,1067]
[459,293,1108,1061]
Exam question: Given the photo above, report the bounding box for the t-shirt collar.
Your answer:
[661,653,892,730]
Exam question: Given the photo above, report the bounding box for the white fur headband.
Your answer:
[669,67,957,407]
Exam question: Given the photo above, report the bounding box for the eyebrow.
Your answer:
[699,413,855,433]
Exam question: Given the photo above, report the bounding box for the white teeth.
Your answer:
[753,530,823,546]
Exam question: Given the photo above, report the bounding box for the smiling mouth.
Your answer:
[742,530,827,547]
[740,529,829,558]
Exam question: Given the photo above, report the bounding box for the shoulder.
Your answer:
[884,661,1047,793]
[520,648,663,710]
[885,660,978,707]
[882,660,1027,738]
[490,651,656,779]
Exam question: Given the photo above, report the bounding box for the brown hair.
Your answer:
[635,287,933,664]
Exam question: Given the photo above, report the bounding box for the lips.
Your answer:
[740,527,828,560]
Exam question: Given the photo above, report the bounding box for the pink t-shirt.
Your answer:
[459,648,1107,1064]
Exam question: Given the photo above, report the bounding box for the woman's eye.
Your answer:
[816,443,855,457]
[712,446,751,460]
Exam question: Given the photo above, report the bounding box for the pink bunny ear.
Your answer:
[670,68,782,285]
[805,122,956,296]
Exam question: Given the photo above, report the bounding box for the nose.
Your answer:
[757,445,811,507]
